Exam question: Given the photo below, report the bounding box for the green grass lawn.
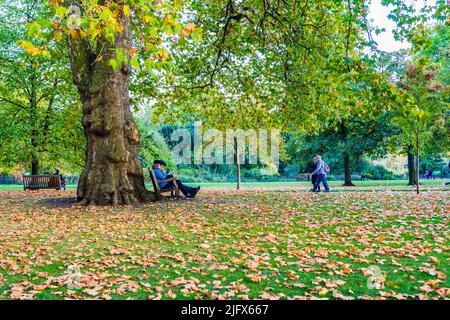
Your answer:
[196,179,447,189]
[1,178,447,191]
[0,185,448,300]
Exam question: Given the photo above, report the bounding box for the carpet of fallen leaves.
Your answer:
[0,186,448,300]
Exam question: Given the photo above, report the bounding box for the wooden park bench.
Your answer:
[23,175,66,190]
[148,168,181,200]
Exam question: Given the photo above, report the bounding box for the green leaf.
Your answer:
[55,6,67,18]
[130,56,140,70]
[109,59,120,71]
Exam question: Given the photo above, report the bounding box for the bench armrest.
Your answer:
[157,177,177,183]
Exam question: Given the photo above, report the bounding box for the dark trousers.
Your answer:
[167,180,196,197]
[311,174,320,191]
[313,173,330,192]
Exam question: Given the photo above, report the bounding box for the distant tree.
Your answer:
[376,50,417,185]
[382,0,449,193]
[0,0,84,174]
[134,113,175,174]
[284,112,399,185]
[392,57,448,193]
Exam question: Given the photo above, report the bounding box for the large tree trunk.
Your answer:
[415,134,420,194]
[31,136,39,175]
[236,162,241,190]
[407,146,417,186]
[343,152,355,186]
[340,121,354,187]
[31,157,39,175]
[235,138,241,190]
[67,10,154,205]
[30,67,39,176]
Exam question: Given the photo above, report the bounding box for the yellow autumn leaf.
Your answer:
[18,40,41,56]
[156,49,169,60]
[68,29,79,39]
[143,16,154,24]
[129,47,136,56]
[90,29,101,41]
[318,288,329,295]
[164,15,175,27]
[53,32,63,42]
[187,22,197,32]
[123,5,130,17]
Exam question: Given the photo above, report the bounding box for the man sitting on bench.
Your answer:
[152,160,200,199]
[54,168,66,190]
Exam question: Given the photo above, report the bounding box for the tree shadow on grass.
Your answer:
[38,197,78,208]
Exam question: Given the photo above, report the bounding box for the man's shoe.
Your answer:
[191,187,200,197]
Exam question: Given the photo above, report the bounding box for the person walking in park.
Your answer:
[310,155,330,192]
[152,160,200,198]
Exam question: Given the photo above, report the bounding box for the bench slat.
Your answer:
[23,175,63,190]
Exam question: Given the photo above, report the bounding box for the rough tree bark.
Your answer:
[235,138,241,190]
[343,152,355,186]
[31,156,39,175]
[407,146,417,186]
[31,120,39,175]
[67,11,154,205]
[339,122,354,186]
[415,132,420,194]
[30,65,39,175]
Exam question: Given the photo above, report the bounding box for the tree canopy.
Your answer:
[0,0,448,201]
